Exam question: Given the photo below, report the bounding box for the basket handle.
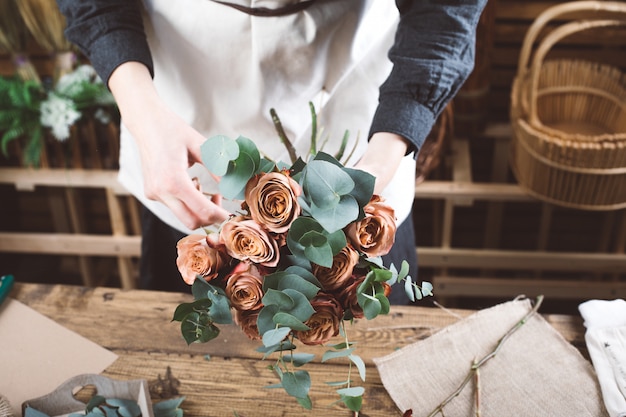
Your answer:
[526,19,626,126]
[516,1,626,79]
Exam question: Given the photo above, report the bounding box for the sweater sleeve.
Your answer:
[56,0,154,86]
[369,0,488,156]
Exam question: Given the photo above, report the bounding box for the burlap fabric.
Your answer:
[374,298,607,416]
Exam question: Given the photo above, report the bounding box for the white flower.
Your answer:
[40,93,82,141]
[55,65,99,95]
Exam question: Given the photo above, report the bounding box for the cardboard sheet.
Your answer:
[0,298,118,416]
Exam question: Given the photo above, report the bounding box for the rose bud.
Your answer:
[345,195,397,258]
[312,245,360,291]
[235,308,262,340]
[225,262,265,311]
[245,171,302,234]
[220,215,280,267]
[176,234,228,285]
[295,293,343,346]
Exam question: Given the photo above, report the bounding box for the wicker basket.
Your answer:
[510,1,626,210]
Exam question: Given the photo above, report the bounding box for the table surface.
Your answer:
[12,283,588,417]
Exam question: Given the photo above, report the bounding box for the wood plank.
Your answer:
[414,181,533,202]
[434,275,626,299]
[0,232,141,256]
[0,168,127,194]
[418,247,626,273]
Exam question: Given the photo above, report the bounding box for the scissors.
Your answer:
[0,275,14,306]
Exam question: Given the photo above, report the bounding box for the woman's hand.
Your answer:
[354,132,410,194]
[109,62,230,230]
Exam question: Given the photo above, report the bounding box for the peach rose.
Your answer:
[220,215,280,267]
[295,294,343,346]
[235,308,261,340]
[244,171,302,234]
[225,262,264,311]
[176,234,228,285]
[345,195,396,258]
[312,245,360,291]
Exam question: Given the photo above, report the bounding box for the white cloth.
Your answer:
[579,299,626,417]
[118,0,416,234]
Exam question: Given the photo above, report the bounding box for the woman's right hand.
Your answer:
[109,62,230,230]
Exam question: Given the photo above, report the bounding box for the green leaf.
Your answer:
[235,135,261,173]
[207,292,233,325]
[360,294,382,320]
[404,275,415,302]
[201,135,239,176]
[257,304,279,335]
[343,166,375,209]
[273,312,310,331]
[337,387,364,412]
[309,194,359,233]
[284,353,316,367]
[180,312,220,344]
[220,151,256,200]
[302,159,354,208]
[321,347,355,362]
[376,291,391,316]
[106,399,141,417]
[262,288,295,310]
[281,371,311,399]
[326,229,348,256]
[172,298,211,322]
[296,395,313,410]
[262,326,291,347]
[349,354,366,381]
[263,272,320,300]
[281,289,315,322]
[421,281,434,297]
[24,407,51,417]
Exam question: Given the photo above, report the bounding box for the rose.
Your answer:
[312,245,360,291]
[220,215,280,267]
[245,171,301,234]
[225,262,265,311]
[176,234,229,285]
[345,195,396,258]
[295,294,343,346]
[235,308,262,340]
[336,276,366,319]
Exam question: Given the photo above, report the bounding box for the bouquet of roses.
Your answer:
[172,106,432,412]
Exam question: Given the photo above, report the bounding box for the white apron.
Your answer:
[118,0,417,234]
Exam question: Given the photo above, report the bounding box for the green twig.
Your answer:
[427,295,544,417]
[270,107,297,164]
[308,101,317,157]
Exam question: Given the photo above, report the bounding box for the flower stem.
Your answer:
[426,295,544,417]
[270,108,297,164]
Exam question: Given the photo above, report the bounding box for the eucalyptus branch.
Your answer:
[426,295,544,417]
[270,107,297,164]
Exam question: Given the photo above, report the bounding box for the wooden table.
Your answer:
[12,283,588,417]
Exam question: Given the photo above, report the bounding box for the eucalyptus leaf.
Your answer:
[24,407,50,417]
[343,166,375,208]
[421,281,434,297]
[296,396,312,410]
[220,151,256,200]
[262,326,291,347]
[201,135,239,176]
[257,305,279,335]
[181,312,220,344]
[106,399,141,417]
[284,353,316,367]
[235,135,261,173]
[349,354,367,381]
[404,274,415,302]
[302,159,354,208]
[262,288,295,310]
[281,371,311,399]
[273,312,310,331]
[309,194,359,233]
[303,241,333,268]
[321,347,355,362]
[359,294,382,320]
[172,299,211,322]
[207,293,233,325]
[337,387,364,412]
[281,289,315,321]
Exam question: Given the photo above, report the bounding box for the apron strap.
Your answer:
[209,0,318,16]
